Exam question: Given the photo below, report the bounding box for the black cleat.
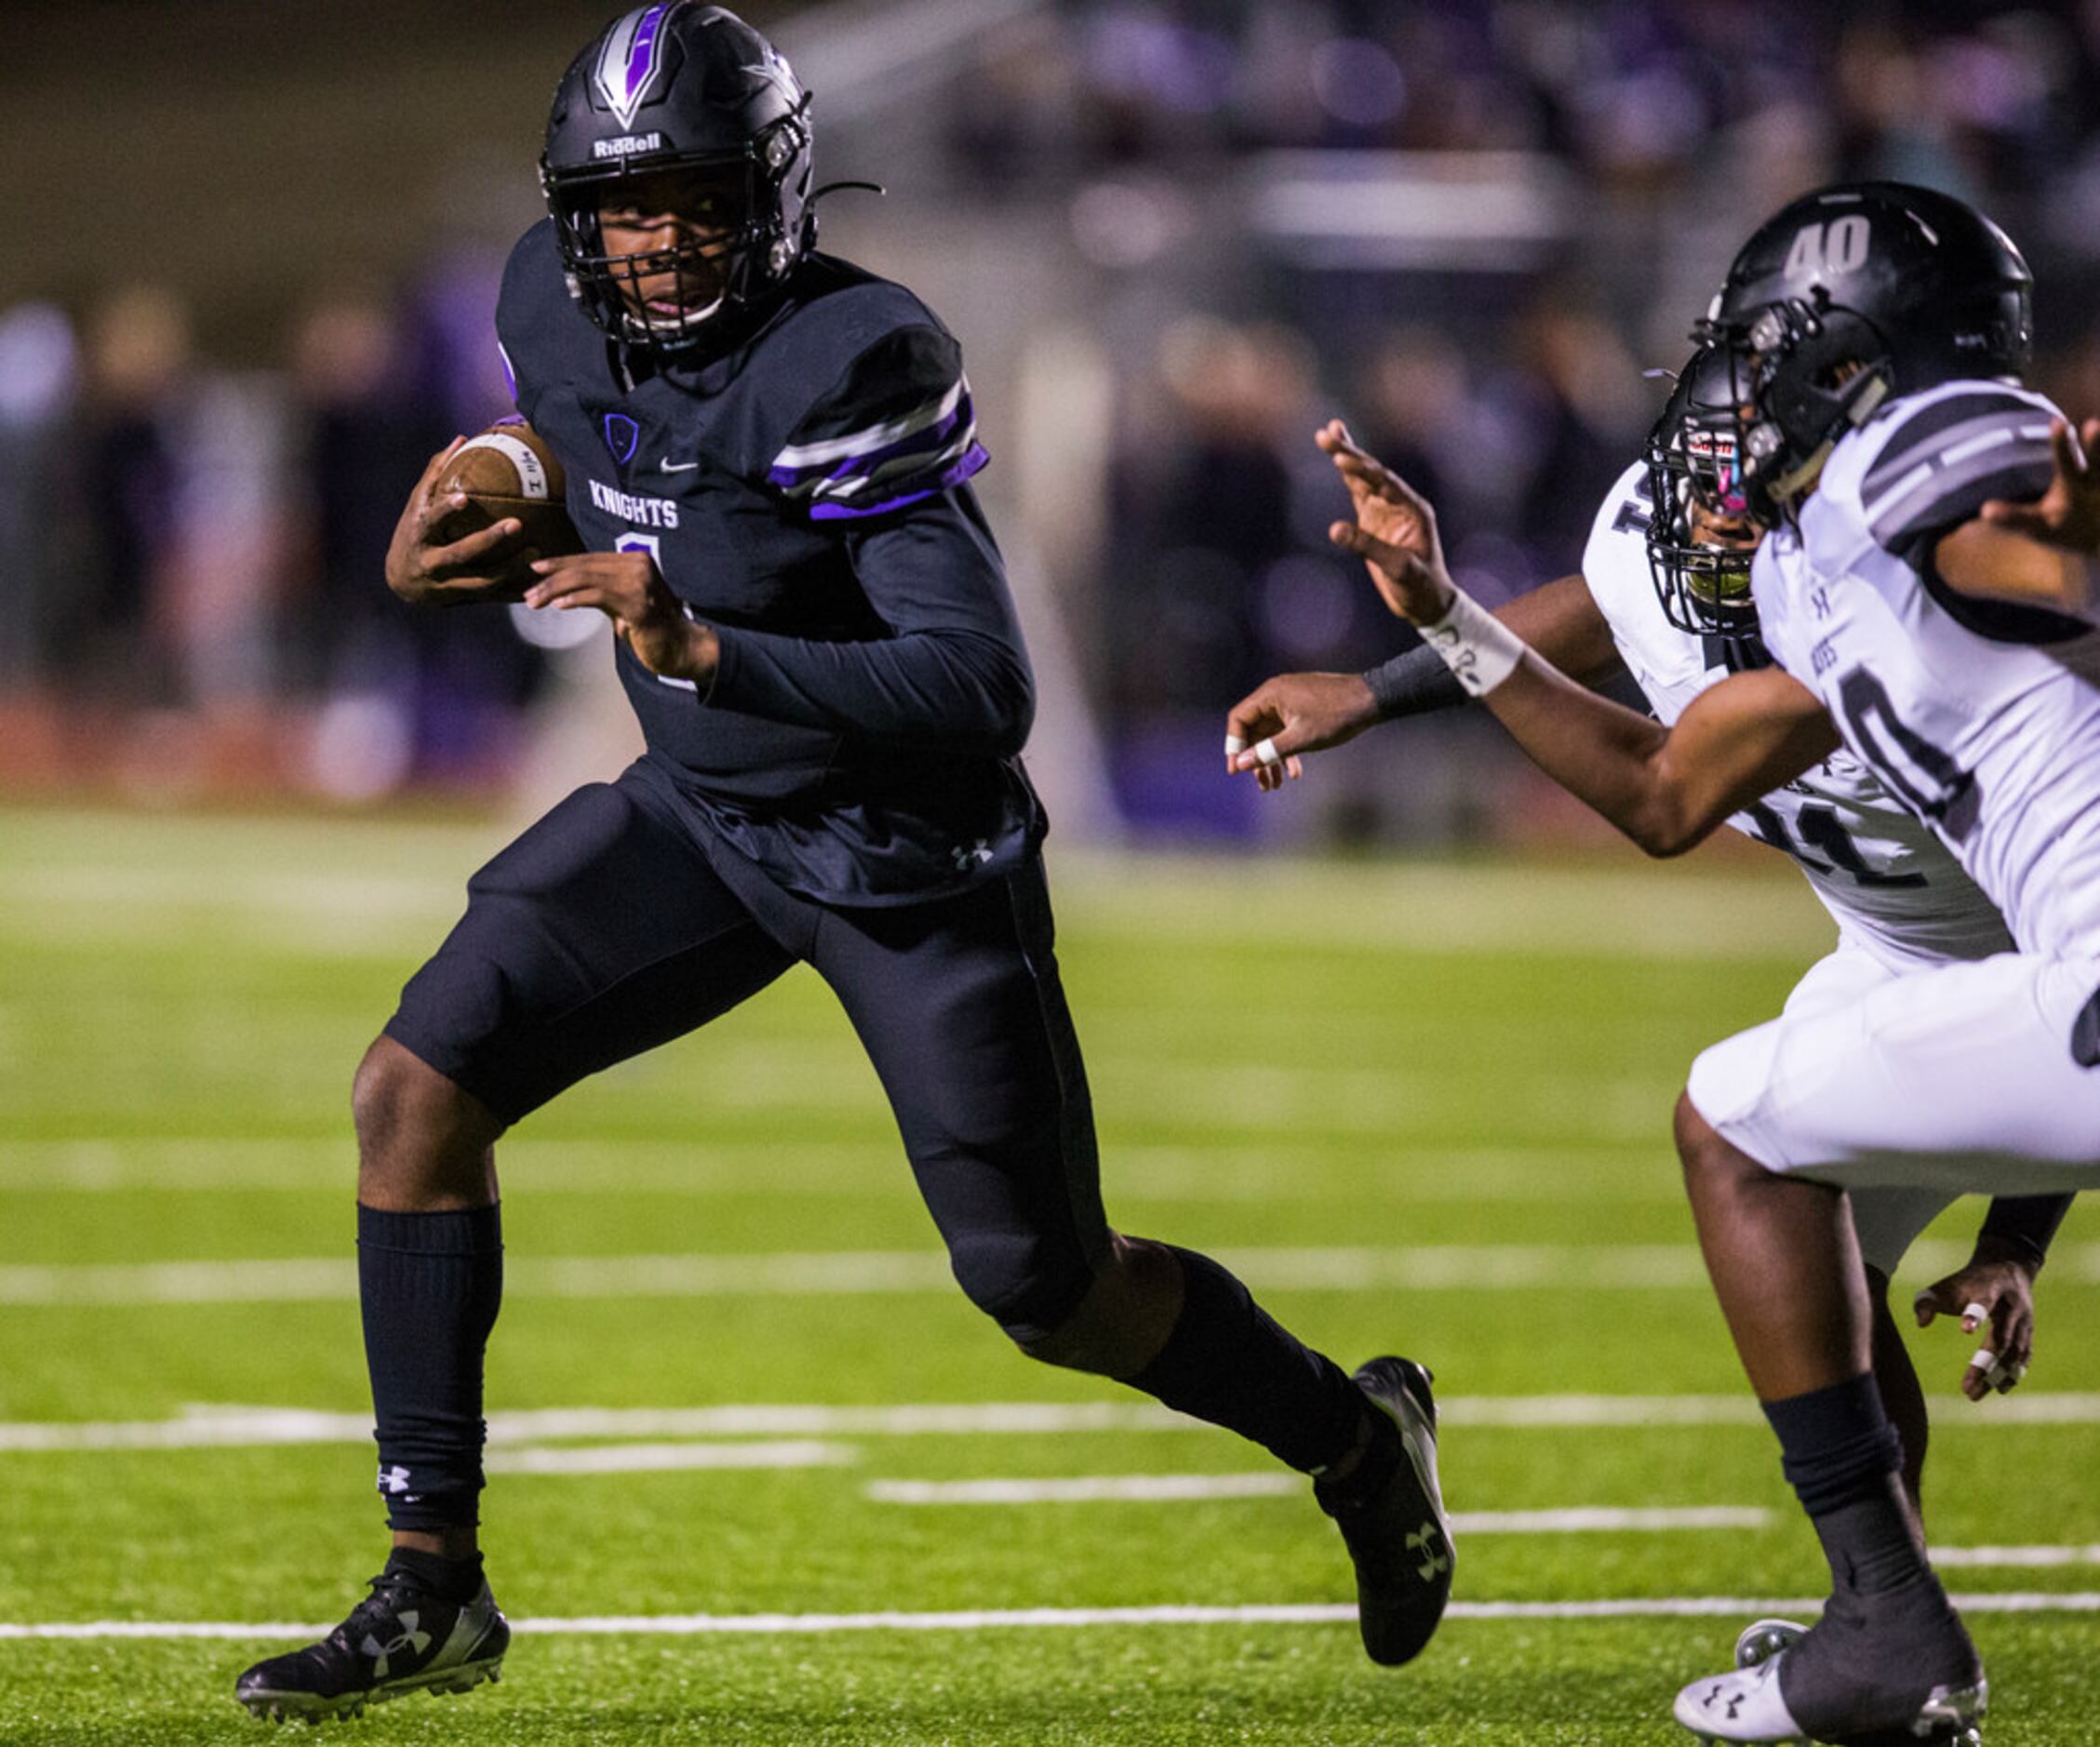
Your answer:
[234,1567,508,1723]
[1315,1355,1453,1667]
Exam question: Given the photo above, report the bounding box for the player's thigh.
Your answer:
[812,858,1108,1338]
[1687,951,2100,1196]
[1779,945,1960,1270]
[387,765,794,1124]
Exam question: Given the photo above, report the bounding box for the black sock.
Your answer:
[383,1545,486,1605]
[1763,1372,1925,1596]
[1764,1378,1976,1731]
[358,1203,503,1531]
[1126,1245,1366,1473]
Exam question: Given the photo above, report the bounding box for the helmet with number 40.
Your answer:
[1695,181,2033,525]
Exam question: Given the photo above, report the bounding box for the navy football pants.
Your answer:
[386,758,1109,1342]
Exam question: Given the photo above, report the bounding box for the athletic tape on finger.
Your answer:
[1224,735,1246,757]
[1961,1300,1989,1326]
[1970,1347,1998,1375]
[1253,737,1282,767]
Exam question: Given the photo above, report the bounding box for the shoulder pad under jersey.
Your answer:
[1838,380,2061,560]
[757,266,987,521]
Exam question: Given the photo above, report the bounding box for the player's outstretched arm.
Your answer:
[1939,415,2100,617]
[1225,574,1621,793]
[1914,1194,2074,1400]
[1316,420,1838,855]
[383,439,535,607]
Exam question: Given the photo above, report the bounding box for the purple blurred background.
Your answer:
[5,0,2098,843]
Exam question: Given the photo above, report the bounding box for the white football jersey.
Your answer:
[1582,459,2013,969]
[1752,380,2100,958]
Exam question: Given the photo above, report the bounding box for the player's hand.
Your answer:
[1914,1240,2038,1401]
[524,552,720,686]
[383,438,534,607]
[1224,673,1380,789]
[1980,416,2100,556]
[1318,419,1457,625]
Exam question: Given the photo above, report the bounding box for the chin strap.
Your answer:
[1765,372,1893,514]
[810,180,886,205]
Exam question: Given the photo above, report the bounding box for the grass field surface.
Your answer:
[2,807,2095,1743]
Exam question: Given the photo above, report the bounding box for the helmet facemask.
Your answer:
[1693,292,1893,527]
[542,100,813,354]
[1645,350,1765,658]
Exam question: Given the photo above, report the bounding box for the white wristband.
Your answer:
[1417,589,1525,698]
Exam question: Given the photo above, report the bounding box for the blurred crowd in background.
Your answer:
[6,0,2100,838]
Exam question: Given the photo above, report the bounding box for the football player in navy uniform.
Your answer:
[234,3,1450,1721]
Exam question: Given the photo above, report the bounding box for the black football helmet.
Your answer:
[1694,181,2033,524]
[541,3,816,351]
[1645,346,1761,650]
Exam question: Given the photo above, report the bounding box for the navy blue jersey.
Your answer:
[496,219,1042,905]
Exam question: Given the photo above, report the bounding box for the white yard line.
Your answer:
[13,1242,2087,1307]
[10,1394,2100,1455]
[0,845,1834,965]
[0,1245,1713,1305]
[6,1593,2098,1642]
[0,1138,1686,1202]
[486,1440,852,1475]
[1935,1546,2100,1568]
[0,1401,1189,1452]
[866,1474,1301,1504]
[863,1478,1770,1534]
[1453,1507,1771,1534]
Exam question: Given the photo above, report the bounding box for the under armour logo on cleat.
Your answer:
[361,1613,432,1680]
[951,839,995,871]
[377,1465,412,1495]
[1404,1523,1451,1580]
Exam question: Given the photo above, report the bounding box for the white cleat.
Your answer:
[1675,1647,1987,1745]
[1674,1653,1807,1743]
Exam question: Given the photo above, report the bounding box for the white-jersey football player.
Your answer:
[1301,182,2100,1746]
[1226,348,2072,1515]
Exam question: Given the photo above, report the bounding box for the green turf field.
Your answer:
[2,807,2095,1744]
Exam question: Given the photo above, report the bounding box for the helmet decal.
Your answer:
[1687,422,1747,517]
[545,5,819,352]
[1781,214,1871,278]
[742,40,803,108]
[596,4,678,130]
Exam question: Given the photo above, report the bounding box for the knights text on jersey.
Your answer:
[1579,460,2011,969]
[495,220,1042,906]
[1751,378,2100,957]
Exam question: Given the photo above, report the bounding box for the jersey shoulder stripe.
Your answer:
[1856,385,2058,553]
[768,323,988,521]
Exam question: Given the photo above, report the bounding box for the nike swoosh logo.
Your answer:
[658,459,702,473]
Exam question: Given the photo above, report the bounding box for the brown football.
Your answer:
[429,420,582,567]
